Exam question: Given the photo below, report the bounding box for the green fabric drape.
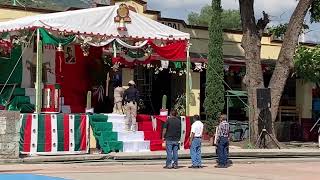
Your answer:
[0,46,22,84]
[173,62,182,69]
[39,28,75,46]
[0,32,9,39]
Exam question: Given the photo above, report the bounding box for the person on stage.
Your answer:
[123,80,139,131]
[113,82,125,114]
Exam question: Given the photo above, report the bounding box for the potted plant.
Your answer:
[160,95,168,116]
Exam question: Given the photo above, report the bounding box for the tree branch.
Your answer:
[256,11,270,38]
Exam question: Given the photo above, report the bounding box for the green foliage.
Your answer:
[204,0,225,135]
[294,45,320,85]
[0,0,89,9]
[268,23,309,39]
[188,5,241,29]
[310,0,320,23]
[173,94,186,116]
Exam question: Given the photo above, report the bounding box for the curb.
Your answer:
[2,150,320,164]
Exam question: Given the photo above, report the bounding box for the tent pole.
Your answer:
[227,95,229,122]
[186,41,191,116]
[35,28,43,113]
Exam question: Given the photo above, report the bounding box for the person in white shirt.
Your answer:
[188,115,204,168]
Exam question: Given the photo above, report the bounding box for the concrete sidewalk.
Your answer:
[1,146,320,163]
[110,146,320,160]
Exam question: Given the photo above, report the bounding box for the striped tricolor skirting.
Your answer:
[20,114,89,155]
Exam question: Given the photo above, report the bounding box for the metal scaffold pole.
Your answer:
[35,28,43,113]
[186,41,191,116]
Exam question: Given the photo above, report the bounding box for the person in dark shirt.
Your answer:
[123,80,139,131]
[162,110,181,169]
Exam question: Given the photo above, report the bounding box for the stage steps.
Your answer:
[0,87,71,113]
[105,114,151,152]
[90,114,151,153]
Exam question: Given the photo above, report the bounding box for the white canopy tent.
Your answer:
[0,5,190,40]
[0,4,192,115]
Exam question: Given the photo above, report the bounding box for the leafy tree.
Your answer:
[188,5,241,29]
[294,45,320,85]
[268,23,309,39]
[239,0,320,145]
[204,0,225,135]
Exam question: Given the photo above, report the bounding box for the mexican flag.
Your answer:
[20,113,89,155]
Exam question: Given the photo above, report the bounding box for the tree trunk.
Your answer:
[239,0,314,146]
[239,0,265,143]
[268,0,314,136]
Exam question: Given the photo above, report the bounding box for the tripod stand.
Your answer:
[255,127,281,149]
[255,108,281,149]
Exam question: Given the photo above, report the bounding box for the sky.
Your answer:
[147,0,320,42]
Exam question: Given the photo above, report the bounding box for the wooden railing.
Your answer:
[278,106,301,124]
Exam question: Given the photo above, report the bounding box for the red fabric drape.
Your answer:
[60,45,91,113]
[112,56,156,67]
[148,40,187,61]
[87,47,104,109]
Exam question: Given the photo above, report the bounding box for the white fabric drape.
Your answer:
[0,5,190,40]
[79,36,115,47]
[115,39,148,49]
[21,47,34,88]
[43,46,56,84]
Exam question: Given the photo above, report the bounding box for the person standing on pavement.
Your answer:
[123,80,139,131]
[189,115,204,168]
[215,114,230,168]
[162,110,181,169]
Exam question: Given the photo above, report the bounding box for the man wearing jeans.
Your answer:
[215,114,230,168]
[189,115,204,168]
[162,110,181,169]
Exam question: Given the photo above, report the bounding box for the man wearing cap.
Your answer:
[123,80,139,131]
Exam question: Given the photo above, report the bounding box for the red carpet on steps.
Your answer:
[137,115,164,151]
[137,114,191,151]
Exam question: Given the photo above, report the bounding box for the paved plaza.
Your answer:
[1,161,320,180]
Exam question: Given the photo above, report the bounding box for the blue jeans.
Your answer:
[165,141,179,167]
[217,137,229,166]
[190,137,202,166]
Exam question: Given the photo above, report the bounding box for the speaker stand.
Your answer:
[255,128,281,149]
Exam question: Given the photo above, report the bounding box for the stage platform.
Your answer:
[19,113,191,155]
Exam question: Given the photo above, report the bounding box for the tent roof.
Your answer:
[0,5,190,40]
[226,90,248,97]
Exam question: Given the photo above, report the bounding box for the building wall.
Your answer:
[296,79,313,119]
[0,8,41,22]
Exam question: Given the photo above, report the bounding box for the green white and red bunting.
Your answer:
[20,113,89,155]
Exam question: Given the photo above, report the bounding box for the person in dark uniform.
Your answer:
[162,110,181,169]
[123,80,139,131]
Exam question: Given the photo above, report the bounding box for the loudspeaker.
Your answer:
[256,88,271,109]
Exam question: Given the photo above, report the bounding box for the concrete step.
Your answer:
[25,88,35,96]
[117,131,144,141]
[122,140,150,152]
[111,122,126,132]
[61,105,71,113]
[103,114,126,123]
